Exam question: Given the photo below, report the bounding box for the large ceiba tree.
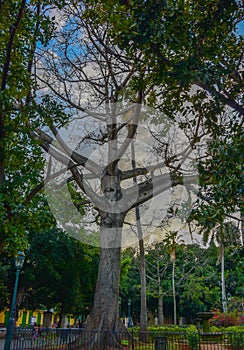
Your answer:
[34,3,199,339]
[1,0,243,347]
[33,0,243,340]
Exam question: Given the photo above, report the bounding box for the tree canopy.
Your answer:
[0,0,65,255]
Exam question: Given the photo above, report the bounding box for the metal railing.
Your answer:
[10,327,244,350]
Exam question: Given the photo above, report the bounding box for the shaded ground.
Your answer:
[9,329,243,350]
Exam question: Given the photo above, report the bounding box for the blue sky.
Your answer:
[236,20,244,35]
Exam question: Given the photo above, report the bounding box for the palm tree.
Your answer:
[210,222,240,312]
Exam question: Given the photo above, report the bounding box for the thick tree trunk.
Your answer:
[86,213,125,331]
[87,237,122,330]
[82,216,128,348]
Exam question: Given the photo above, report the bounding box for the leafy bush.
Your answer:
[131,325,199,345]
[238,315,244,326]
[210,325,244,333]
[229,332,244,350]
[187,332,200,350]
[146,325,198,333]
[209,312,236,327]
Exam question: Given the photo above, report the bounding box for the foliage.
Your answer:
[86,0,243,109]
[0,0,89,322]
[20,228,99,316]
[187,332,200,350]
[0,0,67,256]
[228,332,244,349]
[209,312,236,327]
[146,325,198,333]
[209,309,244,328]
[120,243,244,323]
[191,125,244,231]
[120,256,132,285]
[84,0,244,235]
[239,315,244,326]
[0,261,10,311]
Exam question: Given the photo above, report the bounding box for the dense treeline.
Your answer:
[1,240,243,325]
[120,243,244,324]
[0,228,99,326]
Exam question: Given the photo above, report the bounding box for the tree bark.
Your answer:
[134,206,147,332]
[83,216,128,348]
[157,261,164,325]
[86,213,124,331]
[172,260,177,325]
[139,233,147,333]
[241,212,244,246]
[221,242,227,313]
[158,293,164,326]
[58,302,64,328]
[131,140,147,333]
[87,246,121,330]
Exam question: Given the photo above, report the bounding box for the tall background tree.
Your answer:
[205,222,241,313]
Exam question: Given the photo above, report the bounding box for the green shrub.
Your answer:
[210,325,244,333]
[229,332,244,349]
[146,325,198,333]
[187,333,200,350]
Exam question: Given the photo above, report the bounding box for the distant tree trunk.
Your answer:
[221,242,227,313]
[158,292,164,325]
[58,303,64,328]
[157,262,164,325]
[131,140,147,332]
[137,208,147,332]
[241,212,244,245]
[172,259,177,325]
[170,245,177,325]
